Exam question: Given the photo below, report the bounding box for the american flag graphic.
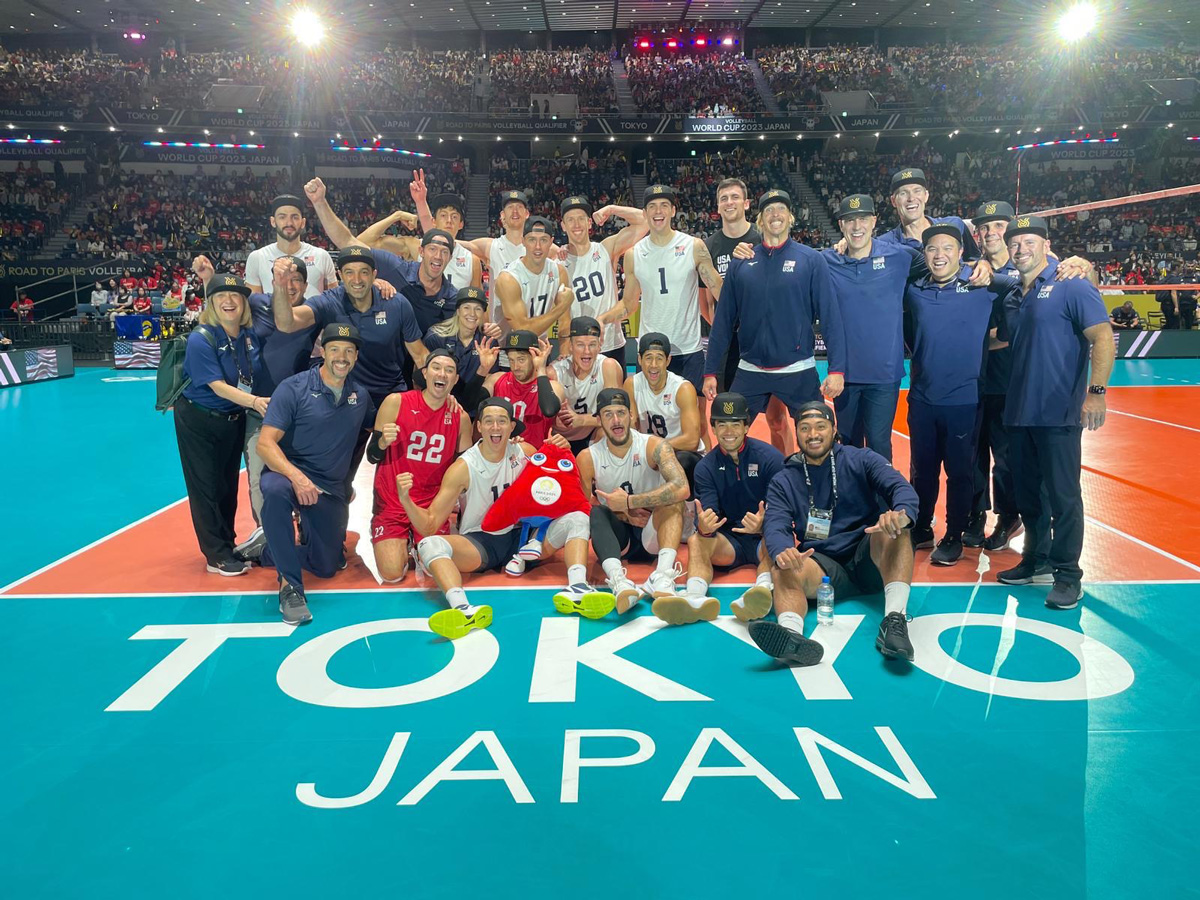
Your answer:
[114,340,162,369]
[0,351,22,385]
[24,348,58,381]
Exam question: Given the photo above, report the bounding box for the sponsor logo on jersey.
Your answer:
[782,260,796,274]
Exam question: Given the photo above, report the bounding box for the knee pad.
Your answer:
[546,510,589,547]
[417,535,453,568]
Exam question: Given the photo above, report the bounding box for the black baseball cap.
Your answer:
[424,347,458,371]
[710,392,750,423]
[595,387,631,414]
[504,330,538,352]
[1005,215,1050,241]
[758,188,792,211]
[638,332,671,356]
[975,200,1015,225]
[421,228,455,252]
[206,273,251,299]
[271,194,306,216]
[568,316,602,338]
[890,168,928,192]
[523,216,555,237]
[476,396,526,436]
[836,194,875,219]
[643,184,678,207]
[498,189,529,210]
[455,286,487,308]
[320,322,361,348]
[796,401,835,425]
[921,224,963,248]
[337,246,376,270]
[560,195,592,217]
[429,192,467,220]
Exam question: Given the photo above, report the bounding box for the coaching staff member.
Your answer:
[174,274,268,576]
[244,324,375,625]
[998,215,1114,610]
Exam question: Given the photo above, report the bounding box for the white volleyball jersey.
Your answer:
[632,370,687,441]
[446,242,476,291]
[486,233,526,310]
[457,441,528,535]
[566,241,624,353]
[589,430,664,497]
[632,230,701,356]
[552,356,607,441]
[244,241,337,299]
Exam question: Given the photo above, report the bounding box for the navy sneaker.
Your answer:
[1045,581,1083,610]
[748,621,824,667]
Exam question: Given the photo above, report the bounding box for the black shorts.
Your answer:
[668,349,705,391]
[715,527,763,570]
[811,533,883,599]
[568,436,593,457]
[465,529,524,572]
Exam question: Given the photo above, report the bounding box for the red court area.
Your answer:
[7,386,1199,596]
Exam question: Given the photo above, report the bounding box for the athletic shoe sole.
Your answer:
[997,570,1055,585]
[206,563,249,576]
[747,621,824,666]
[613,586,642,614]
[233,527,264,556]
[732,585,773,622]
[553,590,616,620]
[875,633,914,661]
[651,595,719,625]
[428,605,494,640]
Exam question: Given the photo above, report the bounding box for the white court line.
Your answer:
[1106,408,1200,435]
[0,495,190,594]
[890,427,1200,575]
[3,580,1196,601]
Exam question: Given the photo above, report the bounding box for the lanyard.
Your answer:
[802,451,837,510]
[225,330,253,385]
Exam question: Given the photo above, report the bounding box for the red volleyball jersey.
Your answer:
[491,372,553,447]
[373,390,462,511]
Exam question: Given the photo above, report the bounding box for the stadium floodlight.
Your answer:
[290,8,325,47]
[1055,3,1097,41]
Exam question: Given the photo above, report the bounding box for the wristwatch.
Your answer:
[1088,385,1107,395]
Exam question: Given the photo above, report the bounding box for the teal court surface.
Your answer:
[2,362,1198,899]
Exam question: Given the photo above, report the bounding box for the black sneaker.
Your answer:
[279,583,313,626]
[875,612,914,661]
[997,560,1054,585]
[206,558,250,576]
[983,517,1023,551]
[233,527,267,563]
[911,524,935,550]
[747,621,824,667]
[962,512,987,548]
[930,536,963,566]
[1045,581,1084,610]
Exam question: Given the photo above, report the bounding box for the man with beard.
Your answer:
[550,316,625,455]
[560,194,647,367]
[243,193,338,297]
[754,403,919,666]
[578,388,691,614]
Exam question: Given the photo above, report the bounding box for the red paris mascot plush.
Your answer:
[481,441,590,575]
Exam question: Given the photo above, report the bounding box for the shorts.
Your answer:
[370,504,450,545]
[465,529,524,572]
[713,527,763,570]
[568,436,593,457]
[730,367,822,420]
[667,349,705,391]
[811,533,883,599]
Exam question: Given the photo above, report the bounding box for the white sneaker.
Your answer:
[731,584,774,622]
[517,539,543,561]
[653,592,719,625]
[640,562,683,604]
[605,566,642,614]
[504,554,526,577]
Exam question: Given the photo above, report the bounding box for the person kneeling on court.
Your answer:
[754,402,919,665]
[398,397,611,641]
[246,324,376,625]
[577,387,692,612]
[655,392,784,626]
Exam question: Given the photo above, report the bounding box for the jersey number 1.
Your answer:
[657,267,668,295]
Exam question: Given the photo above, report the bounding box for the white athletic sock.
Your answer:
[446,587,473,614]
[884,582,910,616]
[656,548,677,573]
[567,565,588,588]
[755,571,774,590]
[602,557,625,582]
[686,577,708,598]
[777,611,805,635]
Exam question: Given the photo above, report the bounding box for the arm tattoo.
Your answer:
[695,242,723,299]
[630,441,688,509]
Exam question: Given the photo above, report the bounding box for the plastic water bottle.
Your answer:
[817,576,835,626]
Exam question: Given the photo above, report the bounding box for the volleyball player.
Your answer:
[624,332,703,489]
[491,216,575,364]
[243,193,337,297]
[550,316,624,454]
[483,330,565,447]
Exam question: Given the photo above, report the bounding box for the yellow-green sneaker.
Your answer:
[552,584,616,620]
[428,604,494,640]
